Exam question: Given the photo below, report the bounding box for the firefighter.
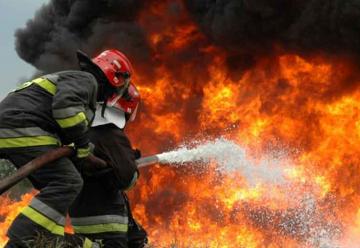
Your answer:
[68,82,148,248]
[0,49,134,247]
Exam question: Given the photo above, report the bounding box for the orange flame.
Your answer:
[0,193,33,246]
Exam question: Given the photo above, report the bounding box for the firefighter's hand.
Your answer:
[133,149,141,159]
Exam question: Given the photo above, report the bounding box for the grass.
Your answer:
[26,233,70,248]
[25,232,87,248]
[29,234,211,248]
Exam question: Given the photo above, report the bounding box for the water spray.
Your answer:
[139,138,286,185]
[0,138,285,194]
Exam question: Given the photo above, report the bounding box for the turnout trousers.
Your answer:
[2,145,84,248]
[69,177,147,248]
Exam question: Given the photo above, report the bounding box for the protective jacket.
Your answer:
[0,70,97,150]
[69,124,146,248]
[89,124,139,191]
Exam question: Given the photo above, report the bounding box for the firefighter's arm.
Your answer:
[99,130,139,191]
[52,72,97,158]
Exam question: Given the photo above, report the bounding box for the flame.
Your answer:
[0,193,33,246]
[2,0,360,247]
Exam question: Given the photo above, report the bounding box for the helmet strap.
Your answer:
[101,99,108,118]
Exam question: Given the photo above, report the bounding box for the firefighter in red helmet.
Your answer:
[0,49,135,247]
[68,82,147,248]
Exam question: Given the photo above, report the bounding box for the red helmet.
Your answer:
[92,49,133,88]
[108,83,140,122]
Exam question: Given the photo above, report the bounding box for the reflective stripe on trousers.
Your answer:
[0,127,60,148]
[72,215,129,234]
[4,145,83,246]
[21,198,65,236]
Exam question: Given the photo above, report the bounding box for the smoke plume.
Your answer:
[15,0,360,79]
[184,0,360,57]
[15,0,150,73]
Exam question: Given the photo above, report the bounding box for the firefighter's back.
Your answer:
[0,70,96,133]
[0,77,56,131]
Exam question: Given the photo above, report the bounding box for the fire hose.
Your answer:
[0,147,160,195]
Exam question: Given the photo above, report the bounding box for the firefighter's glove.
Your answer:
[133,148,141,159]
[75,143,94,159]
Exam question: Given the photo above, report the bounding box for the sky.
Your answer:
[0,0,48,96]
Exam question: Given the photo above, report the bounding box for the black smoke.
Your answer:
[184,0,360,58]
[15,0,360,76]
[15,0,150,73]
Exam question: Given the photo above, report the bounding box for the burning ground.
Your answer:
[2,0,360,247]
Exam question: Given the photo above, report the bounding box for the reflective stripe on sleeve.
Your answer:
[53,106,86,119]
[56,112,88,128]
[21,207,64,236]
[29,198,65,226]
[77,146,91,158]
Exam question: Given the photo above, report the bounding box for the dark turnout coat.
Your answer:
[69,124,146,248]
[0,70,97,149]
[89,124,139,191]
